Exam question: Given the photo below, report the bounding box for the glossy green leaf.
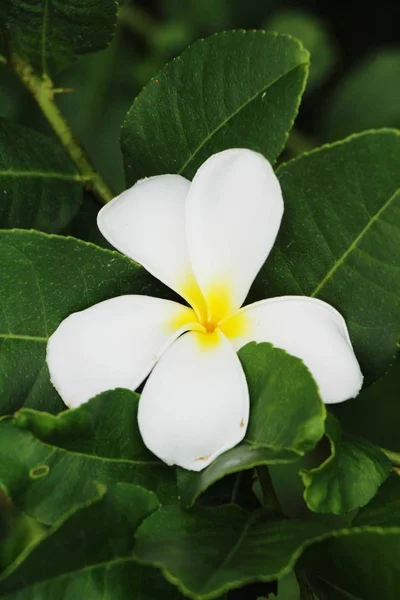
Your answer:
[0,483,178,600]
[0,390,176,524]
[0,119,82,232]
[250,129,400,382]
[3,0,119,76]
[301,414,391,514]
[0,229,171,415]
[133,504,340,600]
[179,343,325,507]
[323,50,400,141]
[267,9,337,90]
[121,30,309,184]
[305,476,400,600]
[334,352,400,453]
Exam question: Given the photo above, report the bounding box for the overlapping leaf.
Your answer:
[133,504,342,600]
[179,343,326,507]
[3,0,119,75]
[250,129,400,382]
[305,476,400,600]
[0,119,82,232]
[122,30,309,184]
[0,229,172,415]
[301,414,391,514]
[0,483,179,600]
[0,390,176,524]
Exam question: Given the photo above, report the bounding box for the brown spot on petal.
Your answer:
[240,419,245,428]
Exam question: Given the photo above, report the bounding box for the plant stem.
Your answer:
[256,466,282,513]
[296,572,315,600]
[11,58,114,205]
[380,447,400,469]
[118,3,158,39]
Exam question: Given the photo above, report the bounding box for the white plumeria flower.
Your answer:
[47,149,363,471]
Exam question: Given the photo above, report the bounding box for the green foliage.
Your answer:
[133,504,338,600]
[301,414,391,514]
[324,50,400,141]
[179,342,326,507]
[0,118,81,231]
[0,229,170,416]
[251,130,400,382]
[3,0,119,76]
[0,390,176,524]
[304,476,400,600]
[0,4,399,599]
[334,353,400,452]
[121,30,309,184]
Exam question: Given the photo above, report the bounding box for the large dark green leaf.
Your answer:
[251,129,400,382]
[133,504,341,600]
[0,390,176,524]
[0,483,178,600]
[323,50,400,141]
[121,30,309,184]
[4,0,119,76]
[0,119,82,232]
[179,343,325,507]
[334,353,400,453]
[305,476,400,600]
[0,229,171,415]
[301,414,391,514]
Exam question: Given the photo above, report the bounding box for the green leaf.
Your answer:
[0,390,176,524]
[133,504,340,600]
[250,129,400,382]
[267,9,337,90]
[0,118,82,232]
[121,30,309,184]
[334,352,400,453]
[0,229,171,415]
[305,476,400,600]
[4,0,119,76]
[178,343,325,507]
[301,414,391,515]
[0,483,177,599]
[323,50,400,141]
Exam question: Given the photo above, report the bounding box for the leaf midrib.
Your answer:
[177,60,308,175]
[311,187,400,297]
[0,332,47,342]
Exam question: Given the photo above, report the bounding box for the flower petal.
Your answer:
[138,330,249,471]
[97,175,206,315]
[47,296,197,408]
[224,296,363,404]
[186,149,283,322]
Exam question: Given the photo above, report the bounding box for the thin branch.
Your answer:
[10,57,114,205]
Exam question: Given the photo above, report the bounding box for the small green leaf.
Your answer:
[179,343,325,507]
[334,353,400,453]
[301,414,391,515]
[133,504,341,600]
[4,0,119,76]
[0,229,172,415]
[324,50,400,141]
[251,129,400,382]
[305,476,400,600]
[0,483,175,599]
[0,390,176,524]
[121,30,309,184]
[0,119,82,232]
[267,9,337,90]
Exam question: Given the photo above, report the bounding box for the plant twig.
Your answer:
[118,3,158,39]
[296,572,315,600]
[256,466,282,513]
[10,58,114,205]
